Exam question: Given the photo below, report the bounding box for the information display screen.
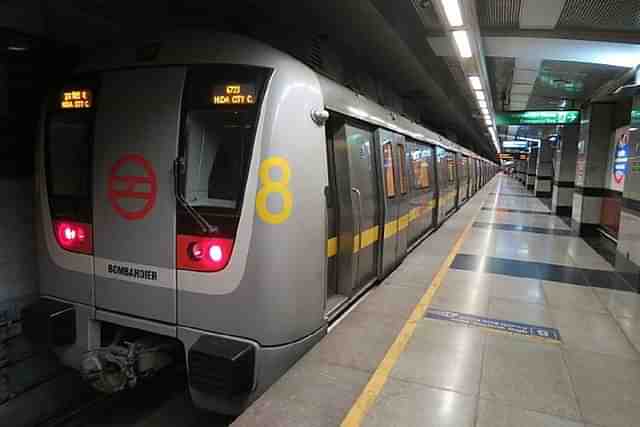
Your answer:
[211,83,257,106]
[60,89,93,110]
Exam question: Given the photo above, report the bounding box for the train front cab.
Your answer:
[33,36,332,415]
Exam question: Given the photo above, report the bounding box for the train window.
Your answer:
[412,150,430,190]
[447,157,456,183]
[397,144,408,195]
[180,65,271,218]
[183,111,246,209]
[47,115,92,199]
[383,142,396,198]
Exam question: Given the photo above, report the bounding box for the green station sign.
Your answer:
[631,109,640,123]
[496,110,580,126]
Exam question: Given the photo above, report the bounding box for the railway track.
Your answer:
[39,367,233,427]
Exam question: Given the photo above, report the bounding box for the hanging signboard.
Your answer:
[496,110,580,126]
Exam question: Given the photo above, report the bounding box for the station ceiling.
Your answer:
[0,0,638,158]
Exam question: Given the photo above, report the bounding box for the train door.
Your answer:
[376,129,405,276]
[92,68,183,323]
[394,136,410,262]
[407,142,436,246]
[464,156,470,200]
[326,118,381,312]
[436,147,450,223]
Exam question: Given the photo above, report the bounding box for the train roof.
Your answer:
[77,31,491,163]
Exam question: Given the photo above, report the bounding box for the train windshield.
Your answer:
[181,65,271,214]
[47,115,92,198]
[183,111,249,209]
[45,82,96,223]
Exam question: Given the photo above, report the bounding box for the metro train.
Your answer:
[26,32,497,414]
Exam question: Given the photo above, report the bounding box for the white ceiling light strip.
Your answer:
[441,0,464,27]
[436,0,500,154]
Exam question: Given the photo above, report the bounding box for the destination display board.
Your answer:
[60,89,93,110]
[211,83,257,106]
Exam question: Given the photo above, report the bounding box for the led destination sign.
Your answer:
[211,83,257,105]
[60,89,93,110]
[496,110,580,126]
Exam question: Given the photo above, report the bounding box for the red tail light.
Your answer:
[53,220,93,255]
[177,235,233,272]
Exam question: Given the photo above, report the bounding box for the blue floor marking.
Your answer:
[426,308,562,342]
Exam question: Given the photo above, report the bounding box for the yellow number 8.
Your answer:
[256,156,293,224]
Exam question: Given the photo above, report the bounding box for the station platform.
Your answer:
[233,174,640,427]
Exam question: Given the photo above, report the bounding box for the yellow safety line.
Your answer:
[340,202,479,427]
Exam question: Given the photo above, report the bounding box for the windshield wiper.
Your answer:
[173,158,218,235]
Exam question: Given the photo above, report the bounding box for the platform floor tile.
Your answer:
[476,399,585,427]
[388,319,485,395]
[565,349,640,427]
[488,297,555,327]
[480,334,580,420]
[362,379,477,427]
[542,281,607,314]
[550,308,639,361]
[306,309,406,373]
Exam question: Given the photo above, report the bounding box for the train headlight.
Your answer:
[208,245,223,263]
[188,242,205,261]
[54,220,93,255]
[177,235,233,272]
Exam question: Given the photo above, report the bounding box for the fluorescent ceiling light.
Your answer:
[478,100,487,108]
[481,107,489,115]
[452,30,472,58]
[485,118,493,125]
[441,0,464,27]
[469,76,482,90]
[475,91,485,101]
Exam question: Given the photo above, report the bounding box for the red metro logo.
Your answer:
[108,154,158,220]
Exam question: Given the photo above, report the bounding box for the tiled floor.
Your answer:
[234,175,640,427]
[362,176,640,427]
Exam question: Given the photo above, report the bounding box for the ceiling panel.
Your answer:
[411,0,443,34]
[526,59,627,109]
[519,0,565,30]
[513,69,538,83]
[510,83,534,95]
[477,0,522,28]
[557,0,640,33]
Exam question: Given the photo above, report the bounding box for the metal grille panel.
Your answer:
[557,0,640,32]
[478,0,522,28]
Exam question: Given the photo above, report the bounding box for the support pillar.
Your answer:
[535,139,553,198]
[571,103,615,235]
[617,96,640,288]
[526,147,538,191]
[518,158,527,184]
[552,125,579,216]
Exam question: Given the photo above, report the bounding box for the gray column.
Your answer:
[552,125,579,216]
[571,103,615,234]
[526,147,538,190]
[535,140,553,197]
[618,97,640,272]
[518,158,527,184]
